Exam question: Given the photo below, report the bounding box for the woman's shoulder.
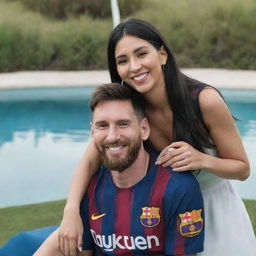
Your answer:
[198,87,234,131]
[198,87,227,113]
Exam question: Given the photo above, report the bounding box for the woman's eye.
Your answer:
[117,59,127,65]
[138,52,147,57]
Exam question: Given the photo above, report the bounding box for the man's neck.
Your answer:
[110,148,150,189]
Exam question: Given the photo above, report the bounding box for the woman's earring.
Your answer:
[121,80,125,86]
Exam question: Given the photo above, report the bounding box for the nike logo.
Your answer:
[91,213,106,220]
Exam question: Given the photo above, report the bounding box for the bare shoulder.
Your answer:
[198,87,231,127]
[198,87,226,111]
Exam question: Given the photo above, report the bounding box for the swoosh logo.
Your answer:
[91,213,106,220]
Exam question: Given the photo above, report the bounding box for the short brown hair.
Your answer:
[90,83,145,120]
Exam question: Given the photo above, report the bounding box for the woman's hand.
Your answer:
[58,207,84,256]
[156,141,206,171]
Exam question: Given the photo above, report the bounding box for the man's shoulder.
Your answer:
[159,164,197,182]
[159,165,200,193]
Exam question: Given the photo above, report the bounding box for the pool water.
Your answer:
[0,88,255,207]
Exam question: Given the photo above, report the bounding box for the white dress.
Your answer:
[196,168,256,255]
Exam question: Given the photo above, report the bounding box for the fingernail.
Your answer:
[78,247,82,252]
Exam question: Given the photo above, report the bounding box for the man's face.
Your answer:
[91,100,148,171]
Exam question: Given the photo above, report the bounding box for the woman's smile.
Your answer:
[115,35,167,95]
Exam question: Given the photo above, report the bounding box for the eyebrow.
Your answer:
[115,46,149,59]
[94,119,132,126]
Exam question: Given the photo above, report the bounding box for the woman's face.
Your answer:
[114,35,167,96]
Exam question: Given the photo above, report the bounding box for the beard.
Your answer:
[96,138,142,172]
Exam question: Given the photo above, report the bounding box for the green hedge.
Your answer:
[0,1,111,71]
[7,0,145,20]
[0,0,255,71]
[136,0,256,69]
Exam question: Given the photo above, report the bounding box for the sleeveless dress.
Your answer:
[196,150,256,256]
[191,85,256,255]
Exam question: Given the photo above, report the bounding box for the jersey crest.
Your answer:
[140,206,160,228]
[179,209,203,237]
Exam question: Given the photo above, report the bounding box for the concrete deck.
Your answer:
[0,68,256,90]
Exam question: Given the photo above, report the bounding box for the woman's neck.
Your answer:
[144,82,170,111]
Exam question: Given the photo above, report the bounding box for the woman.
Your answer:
[59,19,256,255]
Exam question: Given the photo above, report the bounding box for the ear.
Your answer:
[159,46,168,65]
[140,118,150,141]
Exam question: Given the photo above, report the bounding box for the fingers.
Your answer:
[59,231,78,256]
[77,234,83,253]
[58,231,65,255]
[156,146,182,166]
[64,238,70,256]
[69,238,78,256]
[156,141,193,169]
[156,141,204,171]
[162,154,188,168]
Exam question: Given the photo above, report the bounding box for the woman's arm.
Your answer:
[157,88,250,180]
[198,88,250,180]
[59,139,101,256]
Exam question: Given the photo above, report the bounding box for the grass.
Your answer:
[0,199,255,247]
[0,200,65,246]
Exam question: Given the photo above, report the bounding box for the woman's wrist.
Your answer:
[201,152,213,171]
[64,201,81,215]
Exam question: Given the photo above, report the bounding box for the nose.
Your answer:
[129,58,141,72]
[106,126,120,143]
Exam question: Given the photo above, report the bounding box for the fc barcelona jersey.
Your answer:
[80,154,204,255]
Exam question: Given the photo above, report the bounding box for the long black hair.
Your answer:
[107,18,214,152]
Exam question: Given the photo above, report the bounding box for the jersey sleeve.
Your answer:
[80,194,95,250]
[164,173,204,255]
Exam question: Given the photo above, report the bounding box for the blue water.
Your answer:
[0,88,255,207]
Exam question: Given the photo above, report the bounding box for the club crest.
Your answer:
[140,206,160,228]
[179,209,203,237]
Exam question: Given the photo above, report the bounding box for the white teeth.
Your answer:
[133,73,147,80]
[109,146,123,151]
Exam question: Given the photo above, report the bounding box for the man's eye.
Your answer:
[119,122,129,127]
[96,124,107,130]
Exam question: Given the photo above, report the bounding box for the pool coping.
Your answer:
[0,68,256,90]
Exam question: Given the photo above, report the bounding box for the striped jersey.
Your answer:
[81,154,204,255]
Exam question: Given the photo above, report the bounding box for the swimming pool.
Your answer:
[0,87,255,207]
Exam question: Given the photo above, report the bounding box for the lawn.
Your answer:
[0,199,255,247]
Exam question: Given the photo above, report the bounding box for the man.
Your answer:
[34,83,204,256]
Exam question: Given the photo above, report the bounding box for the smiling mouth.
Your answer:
[105,145,126,152]
[132,72,148,81]
[108,146,124,151]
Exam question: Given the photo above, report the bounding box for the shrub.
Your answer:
[136,0,256,69]
[0,0,255,71]
[7,0,145,20]
[0,23,54,71]
[51,18,110,70]
[0,0,112,71]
